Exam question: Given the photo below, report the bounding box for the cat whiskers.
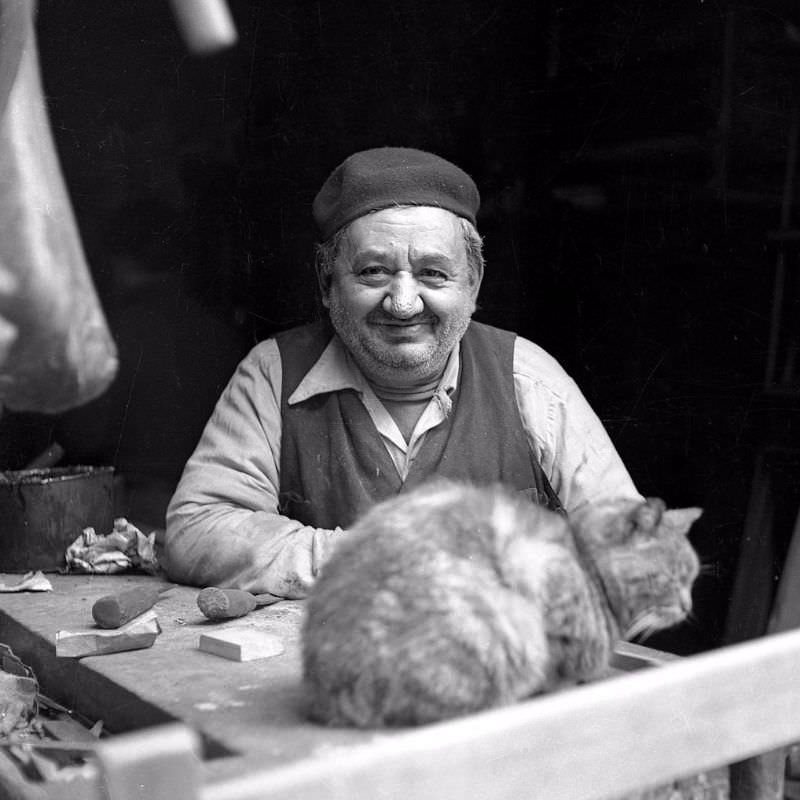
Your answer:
[681,608,701,630]
[624,610,665,642]
[697,561,720,580]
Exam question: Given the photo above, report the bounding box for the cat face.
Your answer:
[571,499,702,640]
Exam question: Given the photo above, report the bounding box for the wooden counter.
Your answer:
[0,573,386,786]
[3,573,798,800]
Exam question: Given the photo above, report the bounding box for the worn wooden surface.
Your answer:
[0,573,383,785]
[0,573,753,800]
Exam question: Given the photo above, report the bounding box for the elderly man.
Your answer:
[164,147,641,597]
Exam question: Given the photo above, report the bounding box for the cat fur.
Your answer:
[301,480,701,728]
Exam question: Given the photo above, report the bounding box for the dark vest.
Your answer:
[276,319,562,528]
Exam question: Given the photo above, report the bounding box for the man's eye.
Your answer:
[358,266,387,278]
[420,269,447,283]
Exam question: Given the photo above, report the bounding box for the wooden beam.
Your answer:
[96,723,202,800]
[201,629,800,800]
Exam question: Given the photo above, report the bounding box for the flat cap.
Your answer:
[312,147,480,241]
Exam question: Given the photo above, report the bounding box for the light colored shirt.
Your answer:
[164,332,642,598]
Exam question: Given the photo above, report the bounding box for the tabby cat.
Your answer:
[302,480,701,728]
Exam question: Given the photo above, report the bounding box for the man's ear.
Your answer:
[469,263,484,301]
[316,267,332,308]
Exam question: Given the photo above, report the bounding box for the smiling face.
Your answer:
[322,206,483,388]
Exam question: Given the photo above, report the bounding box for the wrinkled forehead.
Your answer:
[339,206,467,263]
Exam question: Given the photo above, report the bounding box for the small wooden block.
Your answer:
[198,628,284,662]
[55,609,161,658]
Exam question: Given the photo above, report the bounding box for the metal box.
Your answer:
[0,466,114,572]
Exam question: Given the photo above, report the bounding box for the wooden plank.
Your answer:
[200,628,800,800]
[611,640,680,670]
[724,450,777,643]
[41,716,100,744]
[769,503,800,634]
[96,723,202,800]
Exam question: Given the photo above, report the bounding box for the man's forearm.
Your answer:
[163,505,341,598]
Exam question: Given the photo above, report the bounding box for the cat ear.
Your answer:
[663,507,703,533]
[633,497,666,532]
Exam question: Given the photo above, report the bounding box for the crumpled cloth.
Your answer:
[65,518,158,574]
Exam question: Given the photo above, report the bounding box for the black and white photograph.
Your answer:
[0,2,799,798]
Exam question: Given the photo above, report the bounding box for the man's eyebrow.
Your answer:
[349,247,391,265]
[411,252,455,267]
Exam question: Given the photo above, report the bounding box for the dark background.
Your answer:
[3,0,800,655]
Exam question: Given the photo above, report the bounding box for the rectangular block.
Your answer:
[198,628,284,662]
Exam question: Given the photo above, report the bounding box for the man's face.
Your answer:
[323,206,482,388]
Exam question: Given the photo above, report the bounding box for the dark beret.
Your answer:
[312,147,480,241]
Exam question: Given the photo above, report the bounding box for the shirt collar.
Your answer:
[288,333,461,405]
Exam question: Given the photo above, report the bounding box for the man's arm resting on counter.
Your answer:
[163,339,342,598]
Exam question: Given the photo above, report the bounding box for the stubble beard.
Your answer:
[327,299,474,386]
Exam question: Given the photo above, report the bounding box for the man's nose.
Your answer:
[383,274,424,318]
